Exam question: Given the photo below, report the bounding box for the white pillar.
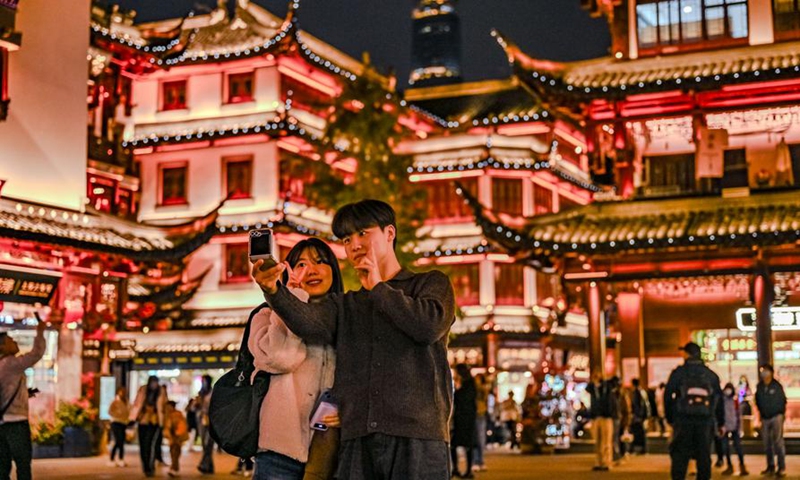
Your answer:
[479,259,495,306]
[749,0,774,46]
[478,175,492,209]
[523,266,537,307]
[628,0,639,59]
[522,178,534,217]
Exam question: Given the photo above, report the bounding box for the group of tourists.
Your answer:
[588,341,788,479]
[105,374,215,477]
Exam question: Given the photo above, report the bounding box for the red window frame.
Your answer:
[161,80,187,111]
[223,156,253,200]
[495,263,525,306]
[492,178,523,216]
[223,243,251,283]
[159,163,188,206]
[426,178,477,220]
[227,72,255,104]
[450,263,480,306]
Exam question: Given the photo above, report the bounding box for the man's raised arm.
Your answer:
[371,270,455,345]
[262,283,338,345]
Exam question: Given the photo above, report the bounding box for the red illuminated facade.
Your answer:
[461,0,800,433]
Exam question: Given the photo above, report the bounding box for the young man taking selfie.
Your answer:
[252,199,455,480]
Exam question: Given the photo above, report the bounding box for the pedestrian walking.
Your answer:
[0,319,47,480]
[231,457,255,477]
[164,401,190,477]
[248,238,342,480]
[472,373,491,473]
[615,380,632,460]
[196,375,215,475]
[630,378,651,455]
[586,372,617,471]
[253,200,456,480]
[664,342,724,480]
[185,399,199,449]
[500,391,521,450]
[108,387,130,467]
[655,383,667,437]
[720,382,748,476]
[451,364,477,479]
[131,375,167,478]
[755,364,787,477]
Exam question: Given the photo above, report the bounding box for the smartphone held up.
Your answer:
[249,228,279,271]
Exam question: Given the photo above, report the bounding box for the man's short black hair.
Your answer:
[332,199,398,249]
[760,364,774,373]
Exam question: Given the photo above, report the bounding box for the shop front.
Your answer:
[696,308,800,436]
[117,328,241,409]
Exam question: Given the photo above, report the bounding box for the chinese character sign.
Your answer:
[0,268,61,305]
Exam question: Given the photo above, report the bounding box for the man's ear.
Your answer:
[386,225,396,243]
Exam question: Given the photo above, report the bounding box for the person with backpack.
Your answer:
[248,238,343,480]
[664,342,725,480]
[163,401,190,477]
[253,200,456,480]
[630,378,651,455]
[0,320,47,480]
[755,364,787,478]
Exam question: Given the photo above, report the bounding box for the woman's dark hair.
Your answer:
[199,374,213,396]
[455,363,472,381]
[282,237,344,295]
[145,375,160,406]
[723,382,735,394]
[331,199,397,249]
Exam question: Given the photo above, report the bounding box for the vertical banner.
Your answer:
[695,127,728,178]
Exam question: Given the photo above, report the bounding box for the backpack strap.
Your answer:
[234,302,270,381]
[0,380,24,421]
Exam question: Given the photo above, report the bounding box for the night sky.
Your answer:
[110,0,611,85]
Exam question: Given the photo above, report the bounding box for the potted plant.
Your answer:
[55,399,98,457]
[31,421,63,458]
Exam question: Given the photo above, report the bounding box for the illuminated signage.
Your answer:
[736,307,800,332]
[0,266,61,305]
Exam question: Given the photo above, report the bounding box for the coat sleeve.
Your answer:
[371,271,455,345]
[4,329,46,374]
[664,369,680,425]
[263,284,338,345]
[249,288,310,374]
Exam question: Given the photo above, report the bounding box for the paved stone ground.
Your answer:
[30,448,800,479]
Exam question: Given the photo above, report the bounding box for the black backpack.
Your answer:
[208,303,271,458]
[677,368,714,417]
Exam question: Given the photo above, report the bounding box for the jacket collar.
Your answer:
[387,268,414,282]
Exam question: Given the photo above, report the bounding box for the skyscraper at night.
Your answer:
[409,0,462,87]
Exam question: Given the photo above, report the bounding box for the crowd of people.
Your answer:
[587,341,789,479]
[102,374,216,478]
[0,199,794,480]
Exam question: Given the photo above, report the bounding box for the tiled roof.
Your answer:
[495,29,800,97]
[464,187,800,259]
[406,79,542,126]
[0,200,218,261]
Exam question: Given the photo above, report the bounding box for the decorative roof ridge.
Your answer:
[490,29,567,76]
[404,77,519,102]
[88,200,222,239]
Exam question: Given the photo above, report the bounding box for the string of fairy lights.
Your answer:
[456,184,800,258]
[92,0,358,82]
[491,29,800,99]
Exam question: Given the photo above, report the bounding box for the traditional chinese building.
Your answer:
[399,77,600,398]
[0,0,217,422]
[87,0,422,405]
[465,0,800,432]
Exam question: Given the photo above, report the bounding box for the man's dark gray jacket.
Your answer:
[262,269,456,442]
